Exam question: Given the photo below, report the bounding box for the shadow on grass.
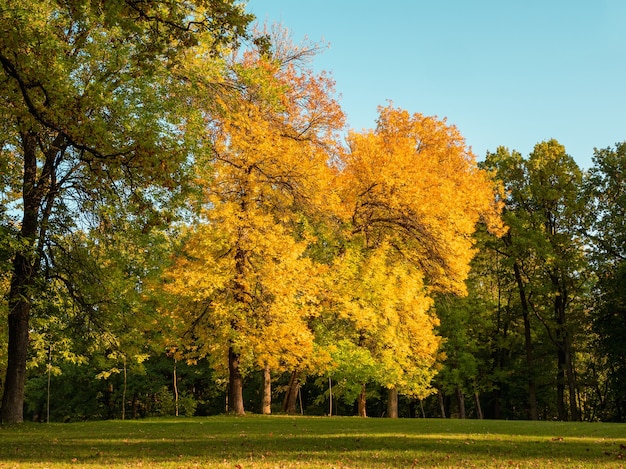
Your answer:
[1,417,624,468]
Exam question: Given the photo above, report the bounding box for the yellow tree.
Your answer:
[320,241,440,417]
[162,34,344,415]
[333,105,503,415]
[341,105,503,294]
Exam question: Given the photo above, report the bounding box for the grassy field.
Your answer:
[1,415,625,468]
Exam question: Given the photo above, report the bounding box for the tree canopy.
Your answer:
[2,1,626,425]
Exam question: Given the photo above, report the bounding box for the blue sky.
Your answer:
[247,0,626,169]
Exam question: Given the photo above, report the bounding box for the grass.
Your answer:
[0,415,625,468]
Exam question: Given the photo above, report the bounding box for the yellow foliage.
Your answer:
[338,104,504,294]
[320,241,441,395]
[162,42,344,377]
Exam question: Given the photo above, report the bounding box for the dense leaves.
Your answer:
[1,0,626,425]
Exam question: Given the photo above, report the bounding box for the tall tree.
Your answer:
[0,0,252,423]
[327,105,503,414]
[483,140,590,421]
[585,142,626,421]
[161,33,344,415]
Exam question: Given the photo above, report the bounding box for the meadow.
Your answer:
[1,415,625,468]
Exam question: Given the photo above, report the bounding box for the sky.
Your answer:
[246,0,626,169]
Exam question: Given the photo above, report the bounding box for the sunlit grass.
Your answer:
[1,415,625,468]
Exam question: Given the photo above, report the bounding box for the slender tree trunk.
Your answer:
[513,262,539,420]
[455,386,466,419]
[328,378,333,417]
[554,292,580,422]
[122,356,127,420]
[556,341,567,420]
[173,359,179,417]
[47,345,52,424]
[357,384,367,417]
[474,391,483,420]
[438,389,447,418]
[262,364,272,415]
[282,371,299,414]
[228,347,245,415]
[387,387,399,418]
[564,343,580,421]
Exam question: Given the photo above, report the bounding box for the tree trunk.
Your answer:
[564,342,580,421]
[455,386,466,419]
[1,255,34,424]
[554,292,580,422]
[282,371,299,414]
[122,355,127,420]
[1,132,58,424]
[47,346,52,424]
[513,262,539,420]
[228,347,245,415]
[438,389,447,418]
[173,359,179,417]
[262,364,272,415]
[474,390,483,419]
[357,384,367,417]
[386,387,398,418]
[556,343,567,420]
[328,378,333,417]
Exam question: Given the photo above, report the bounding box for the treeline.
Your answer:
[1,1,625,424]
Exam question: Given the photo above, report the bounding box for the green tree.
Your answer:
[585,142,626,421]
[0,0,252,423]
[483,140,591,421]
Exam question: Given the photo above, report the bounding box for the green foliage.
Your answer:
[585,143,626,420]
[21,353,220,422]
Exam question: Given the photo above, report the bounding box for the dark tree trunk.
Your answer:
[438,389,447,418]
[261,364,271,415]
[565,343,579,421]
[455,386,466,419]
[513,262,539,420]
[474,391,483,419]
[1,132,42,424]
[282,371,300,414]
[228,347,245,415]
[386,387,398,418]
[357,384,367,417]
[556,341,567,420]
[1,275,31,424]
[551,278,579,421]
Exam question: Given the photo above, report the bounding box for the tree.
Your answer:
[315,241,440,417]
[161,33,344,415]
[324,105,503,415]
[339,105,504,295]
[585,142,626,421]
[483,140,590,421]
[0,0,252,423]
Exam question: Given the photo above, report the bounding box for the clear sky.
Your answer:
[247,0,626,169]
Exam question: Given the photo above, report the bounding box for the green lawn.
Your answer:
[1,416,625,468]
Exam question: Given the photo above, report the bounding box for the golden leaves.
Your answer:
[339,104,503,295]
[160,33,503,399]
